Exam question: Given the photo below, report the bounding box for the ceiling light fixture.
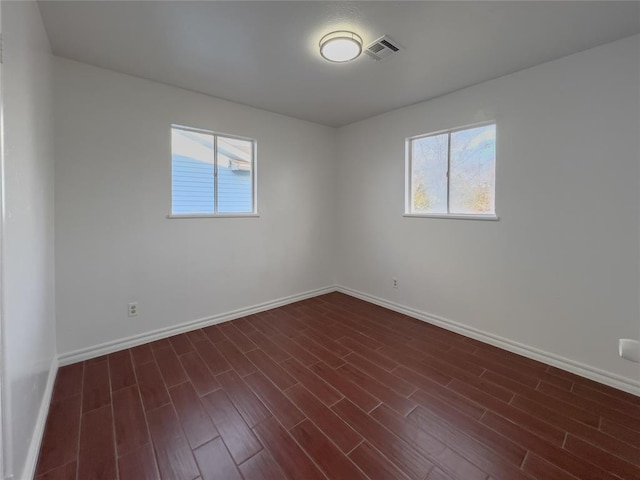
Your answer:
[319,31,363,63]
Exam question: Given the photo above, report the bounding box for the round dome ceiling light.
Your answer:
[319,31,363,63]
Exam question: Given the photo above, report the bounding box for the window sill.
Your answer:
[403,213,500,221]
[167,213,260,219]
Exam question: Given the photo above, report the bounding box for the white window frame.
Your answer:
[168,124,258,219]
[404,121,499,221]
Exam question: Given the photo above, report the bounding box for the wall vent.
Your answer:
[364,35,402,61]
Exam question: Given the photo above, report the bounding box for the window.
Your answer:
[406,123,497,219]
[171,125,256,216]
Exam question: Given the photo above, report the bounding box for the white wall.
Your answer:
[2,1,57,478]
[336,35,640,386]
[54,58,337,356]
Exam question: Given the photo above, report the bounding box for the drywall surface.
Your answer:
[336,35,640,384]
[54,58,337,355]
[2,1,57,478]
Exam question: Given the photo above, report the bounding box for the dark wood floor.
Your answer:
[35,292,640,480]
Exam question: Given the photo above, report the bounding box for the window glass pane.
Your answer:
[410,133,448,214]
[217,136,254,213]
[172,128,215,214]
[449,124,496,214]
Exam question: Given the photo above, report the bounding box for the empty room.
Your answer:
[3,1,640,479]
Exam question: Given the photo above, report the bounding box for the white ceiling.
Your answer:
[38,1,640,127]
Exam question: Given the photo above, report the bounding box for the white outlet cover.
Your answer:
[619,338,640,363]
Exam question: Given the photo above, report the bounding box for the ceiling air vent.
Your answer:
[364,35,402,61]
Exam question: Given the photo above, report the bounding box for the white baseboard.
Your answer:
[58,286,335,366]
[56,283,639,397]
[23,357,58,480]
[336,285,640,397]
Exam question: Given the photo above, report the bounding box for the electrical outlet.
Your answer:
[392,277,398,288]
[128,302,138,317]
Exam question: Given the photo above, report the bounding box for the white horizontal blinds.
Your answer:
[171,127,215,214]
[216,135,254,214]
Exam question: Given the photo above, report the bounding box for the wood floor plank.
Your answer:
[244,348,297,390]
[407,407,533,480]
[220,323,258,352]
[398,368,486,420]
[186,328,208,343]
[563,434,640,479]
[202,324,227,343]
[572,382,640,412]
[193,340,232,375]
[372,404,487,480]
[270,333,321,366]
[349,441,411,480]
[479,408,619,480]
[290,419,369,480]
[338,363,418,417]
[153,345,189,388]
[232,316,258,335]
[112,385,148,457]
[410,396,526,467]
[168,333,194,355]
[130,344,155,366]
[310,361,380,413]
[135,360,171,411]
[35,461,77,480]
[149,338,171,351]
[332,398,434,480]
[380,346,454,387]
[448,380,566,445]
[537,381,639,429]
[338,336,398,371]
[215,339,257,377]
[238,450,287,480]
[545,366,631,399]
[480,370,539,397]
[243,371,305,429]
[82,359,111,413]
[109,350,136,392]
[281,357,343,407]
[406,337,453,357]
[201,389,263,464]
[52,363,84,402]
[77,405,117,480]
[179,351,221,396]
[426,468,456,480]
[320,320,384,350]
[507,395,599,445]
[193,437,243,480]
[521,453,580,480]
[118,444,160,480]
[246,314,281,337]
[294,334,345,368]
[36,395,81,474]
[216,369,272,427]
[252,416,327,480]
[246,330,291,363]
[169,381,219,449]
[146,403,200,480]
[600,417,640,448]
[420,353,514,403]
[285,383,362,453]
[301,326,352,357]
